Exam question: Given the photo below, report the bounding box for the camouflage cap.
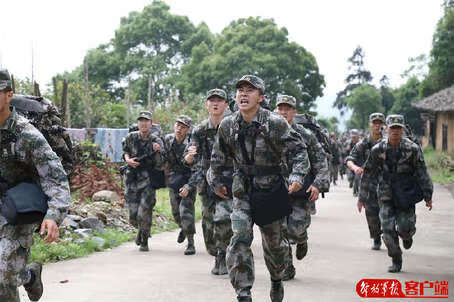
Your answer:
[369,112,385,123]
[206,88,227,100]
[276,95,296,108]
[175,114,192,128]
[235,75,265,94]
[386,114,405,128]
[350,129,359,136]
[137,110,152,120]
[0,69,12,91]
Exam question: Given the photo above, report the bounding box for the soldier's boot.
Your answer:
[24,262,43,301]
[237,297,252,302]
[139,231,149,252]
[282,263,296,281]
[211,254,220,275]
[296,242,308,260]
[270,279,284,302]
[387,256,402,273]
[135,230,142,246]
[184,235,196,255]
[403,238,413,250]
[237,288,252,302]
[217,251,228,275]
[371,237,381,250]
[177,230,186,244]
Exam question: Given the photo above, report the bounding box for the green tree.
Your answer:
[317,116,340,134]
[178,17,325,112]
[345,84,383,130]
[379,75,395,115]
[334,46,373,114]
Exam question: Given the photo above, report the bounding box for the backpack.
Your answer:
[294,113,332,156]
[11,95,74,176]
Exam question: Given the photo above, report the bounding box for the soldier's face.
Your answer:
[370,120,384,134]
[174,121,189,138]
[0,90,13,113]
[351,136,359,143]
[206,96,227,116]
[137,118,152,134]
[387,126,404,140]
[236,83,263,112]
[276,104,296,123]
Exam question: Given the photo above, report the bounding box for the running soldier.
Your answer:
[209,75,310,302]
[359,114,433,272]
[346,129,360,194]
[329,133,342,185]
[164,115,196,255]
[122,111,165,252]
[346,112,385,250]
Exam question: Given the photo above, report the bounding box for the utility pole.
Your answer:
[84,59,91,128]
[31,43,34,95]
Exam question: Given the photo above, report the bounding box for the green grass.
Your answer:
[424,147,454,184]
[30,188,202,263]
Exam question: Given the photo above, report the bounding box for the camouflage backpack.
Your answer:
[11,95,74,176]
[294,113,332,156]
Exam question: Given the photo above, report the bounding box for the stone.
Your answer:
[91,236,106,248]
[74,239,86,245]
[61,217,79,229]
[79,217,104,233]
[74,228,93,238]
[66,214,83,222]
[92,190,121,203]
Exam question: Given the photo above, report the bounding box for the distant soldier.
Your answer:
[346,129,360,194]
[164,115,196,255]
[0,69,71,301]
[275,95,329,281]
[122,111,165,252]
[359,114,433,272]
[346,113,385,250]
[184,89,233,275]
[209,75,310,302]
[329,133,342,185]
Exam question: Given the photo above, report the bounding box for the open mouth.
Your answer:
[240,99,249,105]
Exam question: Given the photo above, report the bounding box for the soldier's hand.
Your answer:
[40,219,59,243]
[425,200,433,211]
[215,186,229,200]
[357,201,365,213]
[185,144,197,164]
[179,187,189,198]
[152,143,161,152]
[354,167,364,175]
[307,185,320,202]
[288,182,302,194]
[127,157,140,168]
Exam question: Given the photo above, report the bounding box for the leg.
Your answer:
[180,190,197,236]
[365,198,382,250]
[396,206,416,249]
[200,194,217,256]
[379,200,402,272]
[126,187,140,228]
[226,197,254,299]
[137,187,156,251]
[287,200,311,260]
[260,218,288,282]
[169,188,182,227]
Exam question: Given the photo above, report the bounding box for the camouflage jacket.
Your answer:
[359,138,433,204]
[122,131,165,185]
[0,108,70,247]
[209,107,310,197]
[345,134,382,167]
[184,118,233,194]
[164,133,193,191]
[288,123,329,192]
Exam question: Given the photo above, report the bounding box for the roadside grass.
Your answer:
[30,188,202,264]
[424,147,454,184]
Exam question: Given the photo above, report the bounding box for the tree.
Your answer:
[379,75,395,115]
[317,116,340,134]
[345,84,383,130]
[334,46,373,114]
[178,17,325,112]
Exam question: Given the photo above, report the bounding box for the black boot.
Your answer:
[211,254,220,275]
[282,264,296,281]
[184,235,196,255]
[270,279,284,302]
[135,230,142,246]
[296,242,308,260]
[24,262,43,301]
[139,231,149,252]
[403,238,413,250]
[177,230,186,244]
[237,297,252,302]
[217,251,228,275]
[388,256,402,273]
[371,237,381,250]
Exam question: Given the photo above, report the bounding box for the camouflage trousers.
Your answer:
[379,200,416,258]
[226,197,288,297]
[330,164,339,183]
[199,194,217,256]
[126,184,157,239]
[364,193,382,239]
[0,238,32,302]
[285,198,311,244]
[169,188,196,236]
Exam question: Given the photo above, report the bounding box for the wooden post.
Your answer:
[11,75,15,93]
[52,77,59,107]
[147,75,152,111]
[61,79,70,127]
[84,59,91,128]
[33,82,41,97]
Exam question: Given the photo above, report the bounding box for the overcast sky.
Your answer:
[0,0,444,122]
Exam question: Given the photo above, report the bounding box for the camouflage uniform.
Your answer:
[122,120,165,248]
[360,120,433,265]
[346,138,360,194]
[0,108,70,301]
[329,138,341,184]
[210,104,310,298]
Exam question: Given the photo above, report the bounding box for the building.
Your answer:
[413,85,454,152]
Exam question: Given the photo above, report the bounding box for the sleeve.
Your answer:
[182,130,203,192]
[414,147,433,201]
[345,141,363,166]
[359,147,380,204]
[28,131,70,224]
[208,121,231,191]
[307,134,330,191]
[280,123,310,185]
[152,135,166,170]
[122,133,132,158]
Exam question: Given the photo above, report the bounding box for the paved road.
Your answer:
[20,180,454,301]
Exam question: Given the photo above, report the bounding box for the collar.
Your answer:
[0,107,17,132]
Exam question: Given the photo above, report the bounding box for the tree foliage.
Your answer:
[345,84,383,130]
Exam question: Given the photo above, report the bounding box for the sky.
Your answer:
[0,0,444,125]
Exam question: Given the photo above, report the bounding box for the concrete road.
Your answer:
[20,180,454,301]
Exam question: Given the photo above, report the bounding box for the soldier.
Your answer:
[329,133,342,185]
[184,89,234,275]
[0,69,71,301]
[122,111,165,252]
[346,129,360,195]
[346,113,385,250]
[359,114,433,273]
[275,95,329,281]
[164,115,196,255]
[209,75,310,302]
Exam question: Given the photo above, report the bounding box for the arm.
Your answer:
[209,122,231,198]
[346,142,364,174]
[414,146,433,206]
[358,147,380,204]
